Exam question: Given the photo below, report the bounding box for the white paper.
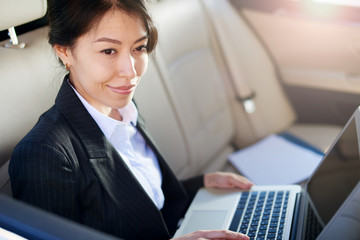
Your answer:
[228,134,323,185]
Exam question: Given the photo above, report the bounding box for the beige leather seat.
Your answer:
[135,0,342,178]
[136,0,238,178]
[0,0,62,196]
[135,0,252,178]
[201,0,342,152]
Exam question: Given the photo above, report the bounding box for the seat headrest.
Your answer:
[0,0,47,31]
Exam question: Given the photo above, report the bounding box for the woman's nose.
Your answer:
[118,52,136,80]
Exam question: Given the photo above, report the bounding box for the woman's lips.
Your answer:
[107,85,136,95]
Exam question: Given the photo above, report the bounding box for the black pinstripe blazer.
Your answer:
[9,78,203,240]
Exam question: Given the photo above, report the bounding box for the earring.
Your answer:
[65,63,70,71]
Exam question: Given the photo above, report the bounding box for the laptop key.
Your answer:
[268,228,277,233]
[267,232,276,238]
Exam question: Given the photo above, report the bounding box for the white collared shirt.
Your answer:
[70,83,164,209]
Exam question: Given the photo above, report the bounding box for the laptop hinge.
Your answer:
[290,193,302,240]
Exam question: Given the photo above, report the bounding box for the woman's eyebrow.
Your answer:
[93,37,121,44]
[135,35,148,43]
[93,35,148,44]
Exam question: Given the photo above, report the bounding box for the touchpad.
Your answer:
[181,210,228,234]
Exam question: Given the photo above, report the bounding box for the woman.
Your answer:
[9,0,252,239]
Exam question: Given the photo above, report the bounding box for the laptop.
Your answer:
[174,107,360,239]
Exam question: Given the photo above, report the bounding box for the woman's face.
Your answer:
[56,10,149,118]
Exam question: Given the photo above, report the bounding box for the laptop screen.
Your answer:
[307,109,360,225]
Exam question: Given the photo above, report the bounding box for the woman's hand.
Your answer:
[204,172,253,190]
[171,229,249,240]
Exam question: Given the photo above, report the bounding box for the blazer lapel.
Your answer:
[55,78,171,238]
[136,114,189,235]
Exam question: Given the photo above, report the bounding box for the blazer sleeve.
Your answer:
[9,142,81,221]
[180,175,204,203]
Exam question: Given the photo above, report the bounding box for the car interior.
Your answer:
[1,0,360,238]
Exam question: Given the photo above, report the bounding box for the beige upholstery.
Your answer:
[202,0,296,145]
[135,60,193,178]
[153,0,236,176]
[0,0,62,196]
[286,124,341,153]
[0,27,62,196]
[135,0,342,178]
[0,27,62,158]
[0,0,47,31]
[200,0,342,151]
[202,0,342,151]
[136,0,236,178]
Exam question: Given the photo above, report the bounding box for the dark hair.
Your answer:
[47,0,158,53]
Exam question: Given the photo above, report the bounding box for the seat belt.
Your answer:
[200,0,268,139]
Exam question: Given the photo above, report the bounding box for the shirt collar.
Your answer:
[68,80,138,140]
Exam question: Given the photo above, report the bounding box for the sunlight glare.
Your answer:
[305,0,338,18]
[313,0,360,7]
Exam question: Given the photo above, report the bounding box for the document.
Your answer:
[228,134,323,185]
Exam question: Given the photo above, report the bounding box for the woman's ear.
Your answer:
[53,44,71,66]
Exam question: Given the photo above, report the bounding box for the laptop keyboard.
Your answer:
[229,190,290,240]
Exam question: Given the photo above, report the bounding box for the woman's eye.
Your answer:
[135,45,148,53]
[101,49,116,55]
